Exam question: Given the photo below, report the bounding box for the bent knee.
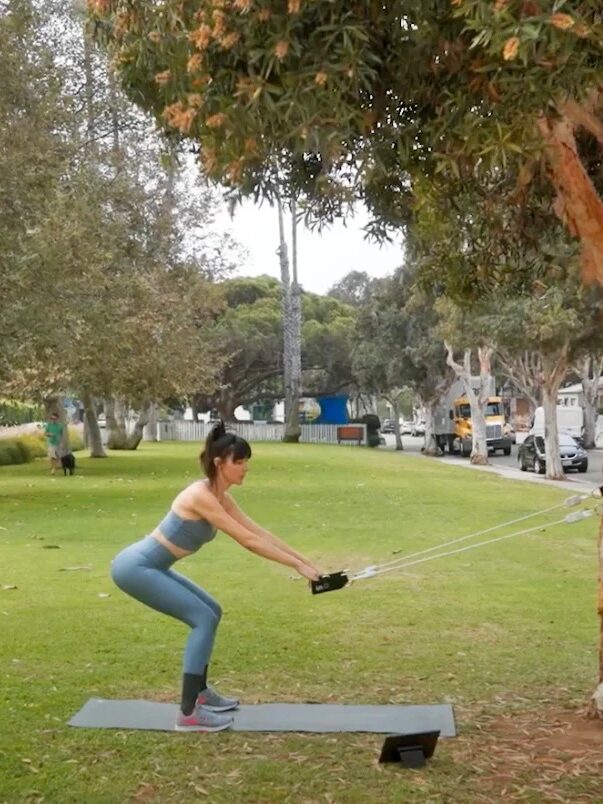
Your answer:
[190,606,221,631]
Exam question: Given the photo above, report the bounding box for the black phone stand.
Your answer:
[379,731,440,768]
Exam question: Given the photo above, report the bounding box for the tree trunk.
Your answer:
[81,390,106,458]
[579,356,603,450]
[277,196,301,443]
[124,403,151,450]
[146,402,158,442]
[284,284,302,443]
[445,344,490,465]
[392,397,403,451]
[538,106,603,287]
[288,201,303,443]
[384,392,404,450]
[587,513,603,719]
[115,398,127,432]
[105,397,129,449]
[423,398,440,456]
[541,350,569,480]
[191,396,202,422]
[217,393,237,422]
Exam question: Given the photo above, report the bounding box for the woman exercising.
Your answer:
[111,421,322,732]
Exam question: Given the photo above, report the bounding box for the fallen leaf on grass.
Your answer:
[188,784,209,796]
[131,781,158,801]
[58,566,92,572]
[1,585,17,590]
[42,545,60,549]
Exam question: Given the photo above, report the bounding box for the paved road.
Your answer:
[381,433,603,490]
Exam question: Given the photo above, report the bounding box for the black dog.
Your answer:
[60,452,76,476]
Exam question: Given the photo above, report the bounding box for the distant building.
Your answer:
[557,379,603,410]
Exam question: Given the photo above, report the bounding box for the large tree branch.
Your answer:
[496,348,542,408]
[563,90,603,150]
[538,111,603,286]
[444,341,470,378]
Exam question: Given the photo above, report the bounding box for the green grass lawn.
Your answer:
[0,442,601,803]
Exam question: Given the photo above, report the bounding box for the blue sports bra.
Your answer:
[157,510,217,553]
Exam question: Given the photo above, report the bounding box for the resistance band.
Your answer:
[311,490,602,595]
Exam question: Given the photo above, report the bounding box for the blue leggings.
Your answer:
[111,536,221,674]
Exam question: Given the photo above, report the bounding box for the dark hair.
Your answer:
[200,420,251,481]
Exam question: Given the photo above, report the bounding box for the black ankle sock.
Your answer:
[181,673,204,716]
[200,664,208,693]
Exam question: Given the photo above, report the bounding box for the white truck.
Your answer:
[529,406,583,441]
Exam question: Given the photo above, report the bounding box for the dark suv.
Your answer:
[518,433,588,474]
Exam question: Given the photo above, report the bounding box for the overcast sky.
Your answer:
[215,199,404,296]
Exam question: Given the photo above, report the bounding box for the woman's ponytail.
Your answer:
[200,420,251,482]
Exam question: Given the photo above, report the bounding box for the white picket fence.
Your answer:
[157,420,367,446]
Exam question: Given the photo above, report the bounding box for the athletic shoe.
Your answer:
[175,705,233,732]
[196,684,240,712]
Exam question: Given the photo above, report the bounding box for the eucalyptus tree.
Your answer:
[483,281,603,478]
[435,300,496,466]
[93,0,603,290]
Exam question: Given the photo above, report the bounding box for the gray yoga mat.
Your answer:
[68,698,456,736]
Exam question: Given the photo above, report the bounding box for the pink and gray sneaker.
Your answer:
[196,684,240,713]
[175,705,233,732]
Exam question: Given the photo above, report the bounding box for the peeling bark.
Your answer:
[541,349,569,480]
[423,399,440,456]
[445,343,491,464]
[538,111,603,286]
[578,355,603,450]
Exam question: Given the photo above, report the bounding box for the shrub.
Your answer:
[0,440,27,466]
[0,432,46,465]
[68,426,85,452]
[18,434,47,459]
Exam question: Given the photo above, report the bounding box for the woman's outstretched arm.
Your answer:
[194,492,320,580]
[224,494,322,574]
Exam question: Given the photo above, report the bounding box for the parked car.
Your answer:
[381,418,396,433]
[518,432,588,474]
[411,420,426,437]
[399,419,414,435]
